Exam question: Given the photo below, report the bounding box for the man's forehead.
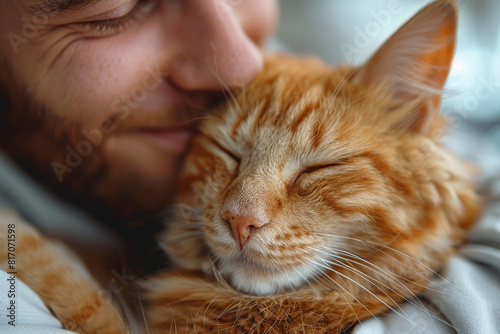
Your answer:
[20,0,102,14]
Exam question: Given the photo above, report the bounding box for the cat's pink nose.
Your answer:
[222,211,266,250]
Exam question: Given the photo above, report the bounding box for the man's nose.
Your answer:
[222,211,267,250]
[167,0,263,92]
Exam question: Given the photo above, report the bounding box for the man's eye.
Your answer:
[77,0,156,36]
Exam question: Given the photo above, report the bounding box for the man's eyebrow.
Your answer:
[27,0,102,14]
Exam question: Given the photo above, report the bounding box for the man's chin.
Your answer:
[0,109,183,224]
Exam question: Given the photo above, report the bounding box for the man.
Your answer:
[1,0,277,220]
[0,0,277,331]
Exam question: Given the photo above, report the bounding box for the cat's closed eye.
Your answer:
[294,161,348,187]
[208,137,240,164]
[301,162,345,176]
[293,163,337,185]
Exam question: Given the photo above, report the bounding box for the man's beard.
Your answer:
[0,58,208,229]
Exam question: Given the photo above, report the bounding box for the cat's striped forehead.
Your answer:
[201,55,382,170]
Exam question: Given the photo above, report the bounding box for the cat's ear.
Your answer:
[354,0,457,133]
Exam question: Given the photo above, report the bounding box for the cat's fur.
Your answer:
[144,1,480,333]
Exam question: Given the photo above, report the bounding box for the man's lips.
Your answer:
[134,127,193,154]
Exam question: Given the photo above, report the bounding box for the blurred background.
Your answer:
[273,0,500,175]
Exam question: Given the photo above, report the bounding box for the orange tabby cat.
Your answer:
[144,1,480,333]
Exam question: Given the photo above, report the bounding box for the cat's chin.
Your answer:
[217,257,318,296]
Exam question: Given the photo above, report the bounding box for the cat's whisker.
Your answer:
[212,301,238,327]
[228,301,255,331]
[320,245,422,285]
[266,302,285,334]
[308,248,419,327]
[172,208,205,219]
[168,225,204,235]
[313,252,433,334]
[328,264,431,334]
[187,303,196,333]
[104,297,129,334]
[290,262,318,291]
[177,231,205,242]
[312,232,456,288]
[268,261,293,290]
[301,263,332,291]
[203,296,218,317]
[213,65,249,127]
[251,300,273,331]
[310,245,460,331]
[250,315,267,334]
[300,260,391,332]
[231,299,255,330]
[167,304,177,334]
[172,203,204,212]
[137,293,151,334]
[315,241,456,296]
[321,64,363,128]
[333,261,418,319]
[308,258,408,321]
[318,261,437,334]
[332,247,452,297]
[200,296,221,329]
[358,245,461,294]
[257,300,284,334]
[178,114,229,129]
[315,250,449,332]
[176,234,206,244]
[315,248,406,296]
[364,243,453,285]
[207,257,234,289]
[210,35,245,117]
[327,248,443,319]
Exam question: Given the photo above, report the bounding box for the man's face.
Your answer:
[0,0,277,218]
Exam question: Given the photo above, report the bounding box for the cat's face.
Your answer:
[162,0,478,296]
[166,57,427,295]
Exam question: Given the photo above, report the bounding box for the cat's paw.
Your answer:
[62,292,128,334]
[0,209,129,334]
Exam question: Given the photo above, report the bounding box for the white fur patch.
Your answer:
[218,255,323,296]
